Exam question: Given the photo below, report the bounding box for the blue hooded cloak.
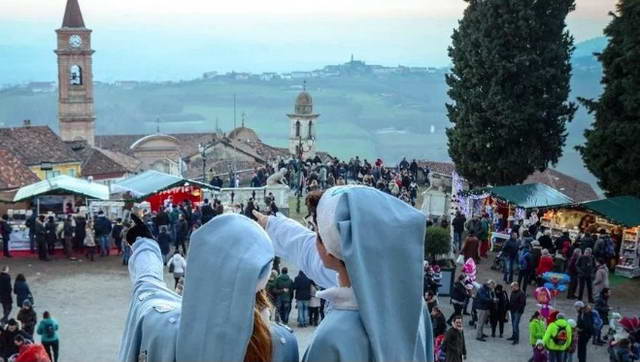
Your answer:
[303,186,434,362]
[119,214,298,362]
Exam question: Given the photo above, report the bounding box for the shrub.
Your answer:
[425,226,451,262]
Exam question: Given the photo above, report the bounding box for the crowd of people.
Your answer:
[429,207,639,362]
[0,267,60,362]
[218,156,428,207]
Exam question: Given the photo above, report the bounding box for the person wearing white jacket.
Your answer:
[167,251,186,288]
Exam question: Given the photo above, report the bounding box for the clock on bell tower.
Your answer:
[55,0,96,146]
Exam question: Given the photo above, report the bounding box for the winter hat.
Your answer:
[568,319,577,328]
[22,300,31,308]
[574,301,585,309]
[536,339,544,346]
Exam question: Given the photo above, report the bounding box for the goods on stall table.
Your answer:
[616,228,640,278]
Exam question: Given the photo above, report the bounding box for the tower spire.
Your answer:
[241,112,246,128]
[62,0,86,28]
[303,80,307,91]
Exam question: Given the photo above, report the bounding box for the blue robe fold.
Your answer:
[119,215,299,362]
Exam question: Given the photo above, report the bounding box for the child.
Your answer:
[532,339,548,362]
[84,220,96,261]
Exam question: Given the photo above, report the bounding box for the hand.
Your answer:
[252,210,269,229]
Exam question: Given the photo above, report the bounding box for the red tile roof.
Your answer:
[0,149,39,190]
[66,141,130,179]
[524,169,599,203]
[0,126,80,166]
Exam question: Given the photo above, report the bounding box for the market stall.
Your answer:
[8,175,110,252]
[457,183,574,235]
[111,170,219,212]
[541,196,640,278]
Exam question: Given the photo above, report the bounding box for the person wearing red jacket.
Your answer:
[535,249,554,283]
[13,335,51,362]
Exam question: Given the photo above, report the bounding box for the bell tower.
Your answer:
[287,83,319,160]
[55,0,96,146]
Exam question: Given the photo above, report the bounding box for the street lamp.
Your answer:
[198,143,213,183]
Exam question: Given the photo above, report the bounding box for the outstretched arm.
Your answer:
[128,238,164,285]
[254,211,337,289]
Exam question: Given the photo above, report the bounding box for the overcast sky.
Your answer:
[0,0,618,82]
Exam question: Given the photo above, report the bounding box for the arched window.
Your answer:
[70,65,82,85]
[295,121,301,137]
[308,121,313,138]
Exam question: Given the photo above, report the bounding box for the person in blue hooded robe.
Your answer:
[254,185,434,361]
[119,213,298,362]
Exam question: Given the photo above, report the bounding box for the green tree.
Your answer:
[577,0,640,197]
[446,0,577,186]
[425,226,451,262]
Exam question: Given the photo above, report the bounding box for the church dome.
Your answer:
[296,91,313,106]
[228,126,260,143]
[295,91,313,115]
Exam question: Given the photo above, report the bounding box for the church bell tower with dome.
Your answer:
[287,85,319,160]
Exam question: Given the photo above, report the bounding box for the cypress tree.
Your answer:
[577,0,640,197]
[446,0,577,186]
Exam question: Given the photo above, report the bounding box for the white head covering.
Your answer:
[317,186,365,260]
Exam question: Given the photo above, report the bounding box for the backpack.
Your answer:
[593,310,603,330]
[45,323,55,339]
[604,240,615,258]
[553,325,568,345]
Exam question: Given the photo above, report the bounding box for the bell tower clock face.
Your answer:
[68,35,82,48]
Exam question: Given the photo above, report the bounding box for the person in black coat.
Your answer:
[0,267,12,324]
[157,226,171,264]
[73,215,86,250]
[200,199,215,225]
[35,216,48,261]
[292,271,312,327]
[431,306,447,338]
[0,215,12,258]
[175,214,188,254]
[13,274,32,309]
[489,284,509,338]
[44,217,57,256]
[507,282,526,345]
[447,275,469,325]
[0,319,29,359]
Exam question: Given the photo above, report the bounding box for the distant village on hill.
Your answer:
[3,56,442,93]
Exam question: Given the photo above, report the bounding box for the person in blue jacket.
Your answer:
[119,213,298,362]
[254,185,434,361]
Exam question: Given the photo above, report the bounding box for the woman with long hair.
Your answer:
[120,213,298,362]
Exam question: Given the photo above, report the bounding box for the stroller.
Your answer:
[490,235,507,271]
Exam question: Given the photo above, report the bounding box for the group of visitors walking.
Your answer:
[0,266,60,362]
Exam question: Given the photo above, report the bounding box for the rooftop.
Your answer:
[0,149,40,191]
[416,160,599,203]
[61,0,86,28]
[0,125,80,166]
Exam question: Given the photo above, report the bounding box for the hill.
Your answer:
[0,38,606,192]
